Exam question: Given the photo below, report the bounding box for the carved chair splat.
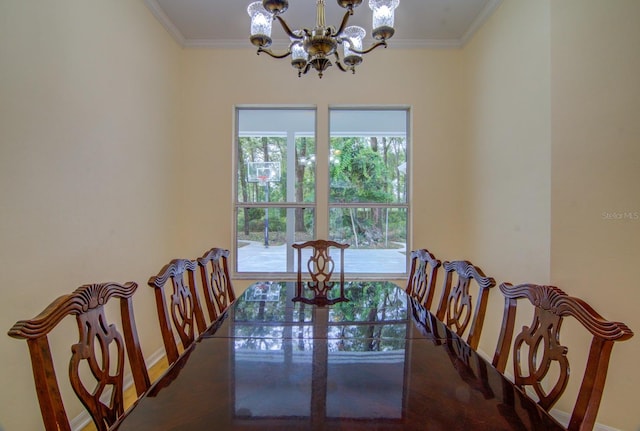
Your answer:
[8,282,150,431]
[148,258,207,365]
[292,239,349,306]
[492,283,633,431]
[435,260,496,350]
[197,247,235,322]
[406,248,442,310]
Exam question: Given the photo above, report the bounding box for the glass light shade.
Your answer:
[291,40,308,71]
[368,0,399,39]
[291,41,308,61]
[343,26,365,65]
[248,2,272,38]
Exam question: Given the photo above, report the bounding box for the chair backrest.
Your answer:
[406,248,442,310]
[435,260,496,350]
[148,259,207,365]
[8,282,150,431]
[197,247,235,322]
[292,239,349,305]
[492,283,633,431]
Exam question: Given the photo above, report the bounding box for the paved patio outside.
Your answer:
[236,241,407,273]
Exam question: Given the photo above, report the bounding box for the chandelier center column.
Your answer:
[317,0,326,29]
[247,0,400,78]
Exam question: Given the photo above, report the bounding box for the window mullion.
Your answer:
[315,107,330,239]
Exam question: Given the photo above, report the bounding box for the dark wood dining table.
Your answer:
[111,281,564,431]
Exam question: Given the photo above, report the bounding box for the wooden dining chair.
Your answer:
[491,283,634,431]
[292,239,349,306]
[406,248,442,310]
[435,260,496,350]
[7,282,151,431]
[148,258,207,365]
[197,247,235,322]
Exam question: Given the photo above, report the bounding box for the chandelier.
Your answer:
[247,0,400,78]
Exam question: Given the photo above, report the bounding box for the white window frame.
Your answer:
[233,105,411,281]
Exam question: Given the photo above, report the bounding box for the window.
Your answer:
[235,108,316,274]
[235,107,409,278]
[328,108,408,275]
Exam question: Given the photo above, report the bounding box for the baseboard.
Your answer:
[549,410,622,431]
[70,347,166,431]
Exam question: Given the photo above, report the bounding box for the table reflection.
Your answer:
[112,281,564,430]
[231,282,407,421]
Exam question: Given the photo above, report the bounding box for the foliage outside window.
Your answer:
[235,107,409,277]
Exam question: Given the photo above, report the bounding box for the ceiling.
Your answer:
[144,0,502,49]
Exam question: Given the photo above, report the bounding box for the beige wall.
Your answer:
[463,1,639,430]
[177,47,471,292]
[461,0,554,407]
[462,0,552,367]
[176,47,470,266]
[549,1,640,429]
[464,0,551,284]
[2,1,638,430]
[0,1,182,430]
[0,3,470,429]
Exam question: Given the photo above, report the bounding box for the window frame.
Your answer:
[233,105,411,281]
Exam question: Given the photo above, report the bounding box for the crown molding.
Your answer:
[460,0,503,47]
[391,38,463,50]
[144,0,186,47]
[185,38,250,49]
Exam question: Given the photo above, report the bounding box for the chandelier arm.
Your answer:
[274,16,303,40]
[348,40,388,55]
[257,47,292,59]
[332,9,354,37]
[335,60,349,73]
[333,52,351,73]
